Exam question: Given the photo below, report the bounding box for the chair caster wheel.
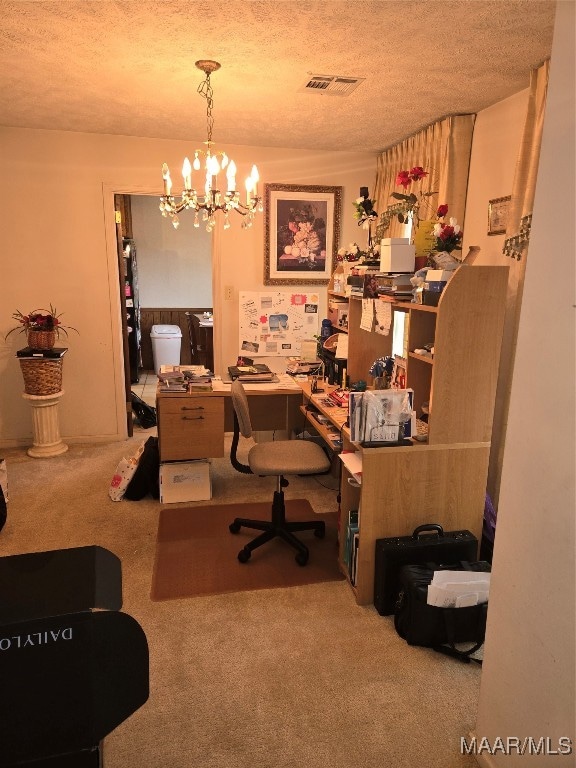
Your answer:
[238,548,251,563]
[295,551,309,566]
[229,521,241,534]
[314,526,326,539]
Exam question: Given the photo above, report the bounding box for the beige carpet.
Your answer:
[0,428,483,768]
[151,500,343,601]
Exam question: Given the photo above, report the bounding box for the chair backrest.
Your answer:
[231,380,253,438]
[229,380,253,475]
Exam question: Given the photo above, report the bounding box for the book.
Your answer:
[228,364,273,380]
[344,509,359,570]
[16,347,68,358]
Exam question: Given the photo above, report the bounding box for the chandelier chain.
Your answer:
[197,73,214,146]
[159,59,262,231]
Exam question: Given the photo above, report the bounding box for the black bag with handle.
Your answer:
[124,437,160,500]
[394,561,490,663]
[374,523,478,615]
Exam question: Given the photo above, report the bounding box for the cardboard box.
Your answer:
[426,269,454,282]
[160,460,212,503]
[380,238,416,273]
[0,547,149,766]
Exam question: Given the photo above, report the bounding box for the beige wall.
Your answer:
[130,194,213,308]
[0,131,374,446]
[463,89,528,264]
[473,0,575,762]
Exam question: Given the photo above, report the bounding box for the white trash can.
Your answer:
[150,324,182,375]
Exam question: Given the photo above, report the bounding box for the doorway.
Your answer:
[114,193,214,429]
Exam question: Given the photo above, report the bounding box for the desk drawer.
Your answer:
[158,397,225,461]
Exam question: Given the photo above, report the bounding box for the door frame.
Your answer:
[102,183,219,439]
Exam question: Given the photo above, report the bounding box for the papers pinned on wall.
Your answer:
[375,301,392,335]
[360,299,375,332]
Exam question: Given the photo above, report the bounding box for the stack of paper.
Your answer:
[427,570,491,608]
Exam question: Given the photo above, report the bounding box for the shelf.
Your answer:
[299,405,344,451]
[403,302,438,313]
[328,290,347,299]
[409,351,434,364]
[323,264,509,605]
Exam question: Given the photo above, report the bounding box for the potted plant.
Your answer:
[5,305,78,350]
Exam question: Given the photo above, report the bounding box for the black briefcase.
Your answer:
[373,523,478,615]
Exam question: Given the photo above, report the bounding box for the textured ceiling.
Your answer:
[0,0,556,154]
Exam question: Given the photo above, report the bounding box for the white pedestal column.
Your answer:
[22,390,68,458]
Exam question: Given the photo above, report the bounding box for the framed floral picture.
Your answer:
[488,195,511,235]
[264,183,342,285]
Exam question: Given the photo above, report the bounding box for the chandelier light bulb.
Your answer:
[159,60,262,230]
[208,155,220,176]
[182,157,192,189]
[162,163,172,196]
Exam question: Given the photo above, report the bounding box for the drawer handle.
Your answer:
[182,415,204,421]
[181,406,204,411]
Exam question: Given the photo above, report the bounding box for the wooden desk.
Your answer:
[299,381,488,606]
[156,382,303,463]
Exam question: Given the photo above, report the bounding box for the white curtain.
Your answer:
[373,115,475,240]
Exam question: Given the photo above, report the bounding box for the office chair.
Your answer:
[228,379,331,566]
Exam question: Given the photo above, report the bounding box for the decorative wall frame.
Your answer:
[264,183,342,285]
[488,195,511,235]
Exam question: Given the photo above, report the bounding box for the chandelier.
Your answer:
[159,60,262,231]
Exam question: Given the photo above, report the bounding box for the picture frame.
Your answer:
[487,195,511,235]
[391,355,407,390]
[264,183,342,285]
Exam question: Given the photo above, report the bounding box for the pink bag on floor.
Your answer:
[109,442,146,502]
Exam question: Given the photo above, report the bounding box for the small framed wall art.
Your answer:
[264,183,342,285]
[487,195,511,236]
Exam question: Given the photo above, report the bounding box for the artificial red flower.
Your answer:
[437,204,449,218]
[395,170,411,188]
[438,225,455,242]
[410,167,428,181]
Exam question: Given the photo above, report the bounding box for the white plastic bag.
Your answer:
[109,442,146,502]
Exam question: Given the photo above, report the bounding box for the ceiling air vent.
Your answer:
[299,74,364,96]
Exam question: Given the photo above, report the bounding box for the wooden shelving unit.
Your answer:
[307,265,509,604]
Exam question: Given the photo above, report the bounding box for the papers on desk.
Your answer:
[427,570,491,608]
[348,389,415,444]
[212,373,301,392]
[339,451,363,485]
[157,365,213,392]
[159,364,210,376]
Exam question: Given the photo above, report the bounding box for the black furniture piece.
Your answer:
[185,311,206,366]
[228,379,331,566]
[0,546,149,767]
[373,524,478,615]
